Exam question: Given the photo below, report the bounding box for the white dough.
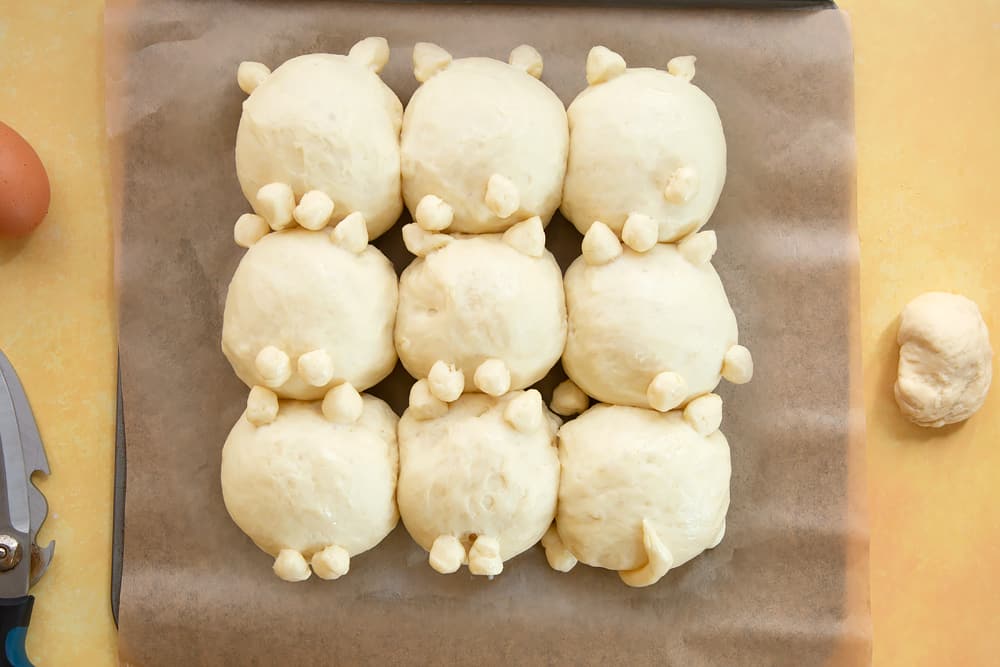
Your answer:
[556,404,730,585]
[397,391,561,575]
[895,291,993,427]
[562,243,746,410]
[401,45,569,233]
[221,396,399,581]
[561,48,726,242]
[235,45,404,239]
[395,233,567,393]
[222,229,398,399]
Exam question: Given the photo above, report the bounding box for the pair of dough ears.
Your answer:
[585,46,696,86]
[273,545,350,582]
[236,36,390,94]
[540,519,672,586]
[581,220,717,266]
[402,213,546,259]
[234,185,369,251]
[413,42,544,82]
[429,534,503,576]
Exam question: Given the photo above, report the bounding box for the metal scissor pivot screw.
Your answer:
[0,534,22,571]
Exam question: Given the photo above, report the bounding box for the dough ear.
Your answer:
[722,345,754,384]
[273,549,311,582]
[330,211,369,253]
[541,524,578,573]
[402,223,452,257]
[502,216,545,257]
[677,230,717,265]
[255,346,292,388]
[348,36,390,74]
[646,371,687,413]
[621,213,658,253]
[667,55,696,82]
[293,190,335,231]
[429,535,466,574]
[234,213,270,248]
[683,393,723,435]
[468,536,503,576]
[509,44,543,78]
[237,61,270,95]
[619,519,673,587]
[664,165,699,204]
[413,42,453,82]
[255,182,296,231]
[503,389,544,433]
[311,545,350,580]
[586,45,626,85]
[581,221,622,266]
[474,359,511,397]
[408,379,449,420]
[322,383,364,424]
[427,361,465,403]
[484,174,520,219]
[297,349,334,387]
[245,386,279,426]
[414,194,454,232]
[550,380,589,417]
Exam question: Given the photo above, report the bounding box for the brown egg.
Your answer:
[0,121,51,237]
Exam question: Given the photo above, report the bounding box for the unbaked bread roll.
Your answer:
[400,43,569,234]
[561,47,726,242]
[395,218,566,399]
[221,394,399,582]
[222,226,397,400]
[550,404,730,587]
[562,224,751,429]
[397,390,560,576]
[895,291,993,427]
[235,37,403,240]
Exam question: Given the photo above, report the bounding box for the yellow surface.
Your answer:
[0,1,997,665]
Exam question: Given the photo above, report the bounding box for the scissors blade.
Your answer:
[0,363,30,535]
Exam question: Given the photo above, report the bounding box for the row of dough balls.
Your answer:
[231,37,727,247]
[222,388,728,587]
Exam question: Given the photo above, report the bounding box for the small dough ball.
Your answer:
[895,292,993,427]
[557,404,730,572]
[561,65,726,242]
[222,229,397,399]
[563,244,739,409]
[395,235,567,391]
[401,52,568,233]
[236,52,403,240]
[397,392,561,571]
[221,397,399,569]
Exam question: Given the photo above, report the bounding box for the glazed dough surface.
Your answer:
[222,229,398,399]
[395,235,566,388]
[236,53,403,239]
[562,243,737,408]
[401,57,568,233]
[556,404,730,571]
[895,291,993,427]
[561,67,726,241]
[221,396,399,560]
[397,392,560,563]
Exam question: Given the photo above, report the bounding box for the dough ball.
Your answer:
[563,244,738,409]
[236,52,403,240]
[561,65,726,242]
[222,229,397,399]
[221,396,399,569]
[557,404,730,573]
[895,291,993,427]
[395,235,566,390]
[397,391,561,573]
[401,52,569,233]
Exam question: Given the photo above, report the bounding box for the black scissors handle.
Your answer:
[0,596,33,667]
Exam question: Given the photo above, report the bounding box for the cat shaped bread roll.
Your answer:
[222,394,399,582]
[561,47,726,242]
[222,221,397,401]
[400,43,569,234]
[562,223,752,432]
[395,218,566,400]
[397,390,560,576]
[548,404,730,587]
[235,37,403,240]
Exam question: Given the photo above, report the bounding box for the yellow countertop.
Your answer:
[0,1,997,665]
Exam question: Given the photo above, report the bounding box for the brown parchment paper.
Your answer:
[106,2,869,665]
